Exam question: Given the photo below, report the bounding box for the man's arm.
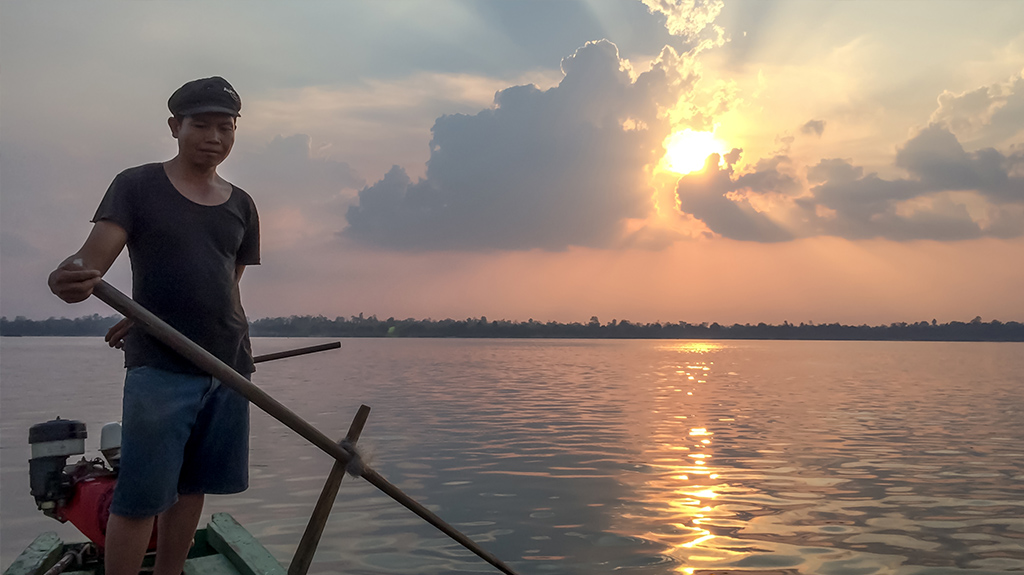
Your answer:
[236,264,246,282]
[48,220,128,303]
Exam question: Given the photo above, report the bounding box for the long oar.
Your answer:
[91,280,521,575]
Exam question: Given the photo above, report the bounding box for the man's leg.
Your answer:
[110,368,212,575]
[105,513,155,575]
[153,493,205,575]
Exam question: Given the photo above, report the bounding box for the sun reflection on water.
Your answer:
[612,341,1024,574]
[659,341,725,354]
[624,343,756,572]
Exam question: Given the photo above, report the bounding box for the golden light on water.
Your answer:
[659,341,724,354]
[662,129,730,174]
[682,533,715,548]
[620,349,752,571]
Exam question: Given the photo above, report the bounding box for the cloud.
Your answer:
[345,40,691,251]
[798,172,983,241]
[794,125,1023,241]
[930,68,1024,146]
[675,151,794,242]
[231,134,362,209]
[806,158,862,185]
[895,124,1022,203]
[226,134,364,249]
[678,124,1023,242]
[801,119,826,137]
[640,0,724,41]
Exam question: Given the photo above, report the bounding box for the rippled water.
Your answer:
[2,338,1023,574]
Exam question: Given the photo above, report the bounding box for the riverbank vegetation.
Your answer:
[2,314,1022,341]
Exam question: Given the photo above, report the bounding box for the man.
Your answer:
[47,77,260,575]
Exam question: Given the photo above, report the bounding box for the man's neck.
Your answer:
[165,156,219,185]
[163,157,232,206]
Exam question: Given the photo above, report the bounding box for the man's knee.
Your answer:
[106,512,157,540]
[166,493,205,511]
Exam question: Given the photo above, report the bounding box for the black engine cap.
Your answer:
[29,418,87,444]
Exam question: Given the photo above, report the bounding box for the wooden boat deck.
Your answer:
[4,513,284,575]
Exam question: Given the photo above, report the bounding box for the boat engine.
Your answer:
[29,417,87,514]
[28,418,156,549]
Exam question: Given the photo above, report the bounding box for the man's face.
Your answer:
[169,113,237,168]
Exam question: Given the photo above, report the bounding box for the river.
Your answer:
[2,337,1022,574]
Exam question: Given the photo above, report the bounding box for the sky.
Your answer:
[1,0,1023,325]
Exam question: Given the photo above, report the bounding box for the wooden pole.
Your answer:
[253,342,341,364]
[90,281,521,575]
[288,405,370,575]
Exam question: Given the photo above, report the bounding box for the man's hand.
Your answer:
[48,259,102,303]
[47,220,128,304]
[105,318,133,349]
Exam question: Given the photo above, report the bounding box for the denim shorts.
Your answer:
[110,366,250,518]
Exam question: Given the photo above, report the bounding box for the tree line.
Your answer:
[2,313,1022,341]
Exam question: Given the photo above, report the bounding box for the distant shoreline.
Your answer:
[2,314,1022,342]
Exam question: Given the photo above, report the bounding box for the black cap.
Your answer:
[168,76,241,118]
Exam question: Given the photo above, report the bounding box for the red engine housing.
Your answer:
[57,469,158,550]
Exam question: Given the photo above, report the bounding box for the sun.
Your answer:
[662,129,729,174]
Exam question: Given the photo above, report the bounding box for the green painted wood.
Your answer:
[188,527,214,558]
[207,514,284,575]
[183,553,243,575]
[3,533,63,575]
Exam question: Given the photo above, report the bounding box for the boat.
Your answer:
[4,414,285,575]
[3,330,519,575]
[4,344,341,575]
[4,513,283,575]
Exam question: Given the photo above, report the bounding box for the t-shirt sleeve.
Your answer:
[237,196,260,266]
[91,172,134,234]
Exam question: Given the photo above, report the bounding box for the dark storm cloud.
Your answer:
[345,40,687,251]
[801,119,826,137]
[675,151,794,242]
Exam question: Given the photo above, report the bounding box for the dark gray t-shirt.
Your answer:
[93,163,260,375]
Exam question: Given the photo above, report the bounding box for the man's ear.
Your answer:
[168,116,181,138]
